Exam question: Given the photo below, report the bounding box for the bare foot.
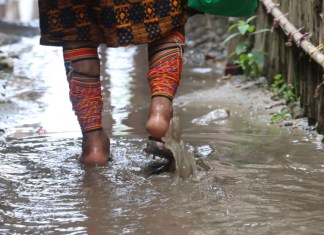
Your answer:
[80,130,110,165]
[146,96,173,139]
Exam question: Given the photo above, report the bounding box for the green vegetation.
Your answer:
[270,109,291,124]
[224,16,269,79]
[271,74,298,104]
[270,74,300,124]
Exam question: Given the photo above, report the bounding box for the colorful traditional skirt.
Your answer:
[38,0,189,47]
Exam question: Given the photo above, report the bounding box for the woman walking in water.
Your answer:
[38,0,189,165]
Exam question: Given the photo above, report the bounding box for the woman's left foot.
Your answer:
[80,130,110,165]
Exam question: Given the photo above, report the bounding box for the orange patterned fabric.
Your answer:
[38,0,189,47]
[63,47,103,133]
[147,31,185,100]
[69,79,103,132]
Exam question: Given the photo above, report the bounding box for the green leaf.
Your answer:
[251,29,271,35]
[223,32,241,44]
[238,24,250,35]
[238,20,247,25]
[228,23,239,32]
[248,25,255,33]
[228,51,237,58]
[251,49,265,68]
[235,43,247,55]
[246,15,257,23]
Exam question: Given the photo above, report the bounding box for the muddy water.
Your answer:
[1,6,324,235]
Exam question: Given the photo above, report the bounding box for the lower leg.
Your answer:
[146,28,185,139]
[63,43,109,165]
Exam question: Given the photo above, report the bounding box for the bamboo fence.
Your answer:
[254,0,324,133]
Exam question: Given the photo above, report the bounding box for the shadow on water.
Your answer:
[1,1,324,235]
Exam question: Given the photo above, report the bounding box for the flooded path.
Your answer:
[1,3,324,235]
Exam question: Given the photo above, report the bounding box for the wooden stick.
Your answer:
[260,0,324,71]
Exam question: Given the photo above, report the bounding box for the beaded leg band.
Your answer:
[147,31,185,100]
[63,47,103,133]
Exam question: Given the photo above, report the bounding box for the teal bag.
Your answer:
[188,0,259,17]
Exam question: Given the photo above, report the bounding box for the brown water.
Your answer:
[1,2,324,235]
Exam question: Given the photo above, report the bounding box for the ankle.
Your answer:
[82,129,105,140]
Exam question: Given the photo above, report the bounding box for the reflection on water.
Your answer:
[1,37,79,138]
[0,0,38,22]
[104,46,137,136]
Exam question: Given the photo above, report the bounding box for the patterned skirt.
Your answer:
[38,0,189,47]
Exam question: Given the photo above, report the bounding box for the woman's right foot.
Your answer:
[80,130,110,165]
[145,96,173,139]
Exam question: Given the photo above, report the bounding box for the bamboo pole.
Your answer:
[260,0,324,71]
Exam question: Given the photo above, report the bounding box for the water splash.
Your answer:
[163,117,198,180]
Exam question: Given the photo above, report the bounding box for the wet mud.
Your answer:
[1,2,324,235]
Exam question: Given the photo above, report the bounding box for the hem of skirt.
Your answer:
[39,23,187,48]
[40,38,65,47]
[40,38,144,48]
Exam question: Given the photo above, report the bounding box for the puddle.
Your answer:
[1,3,324,234]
